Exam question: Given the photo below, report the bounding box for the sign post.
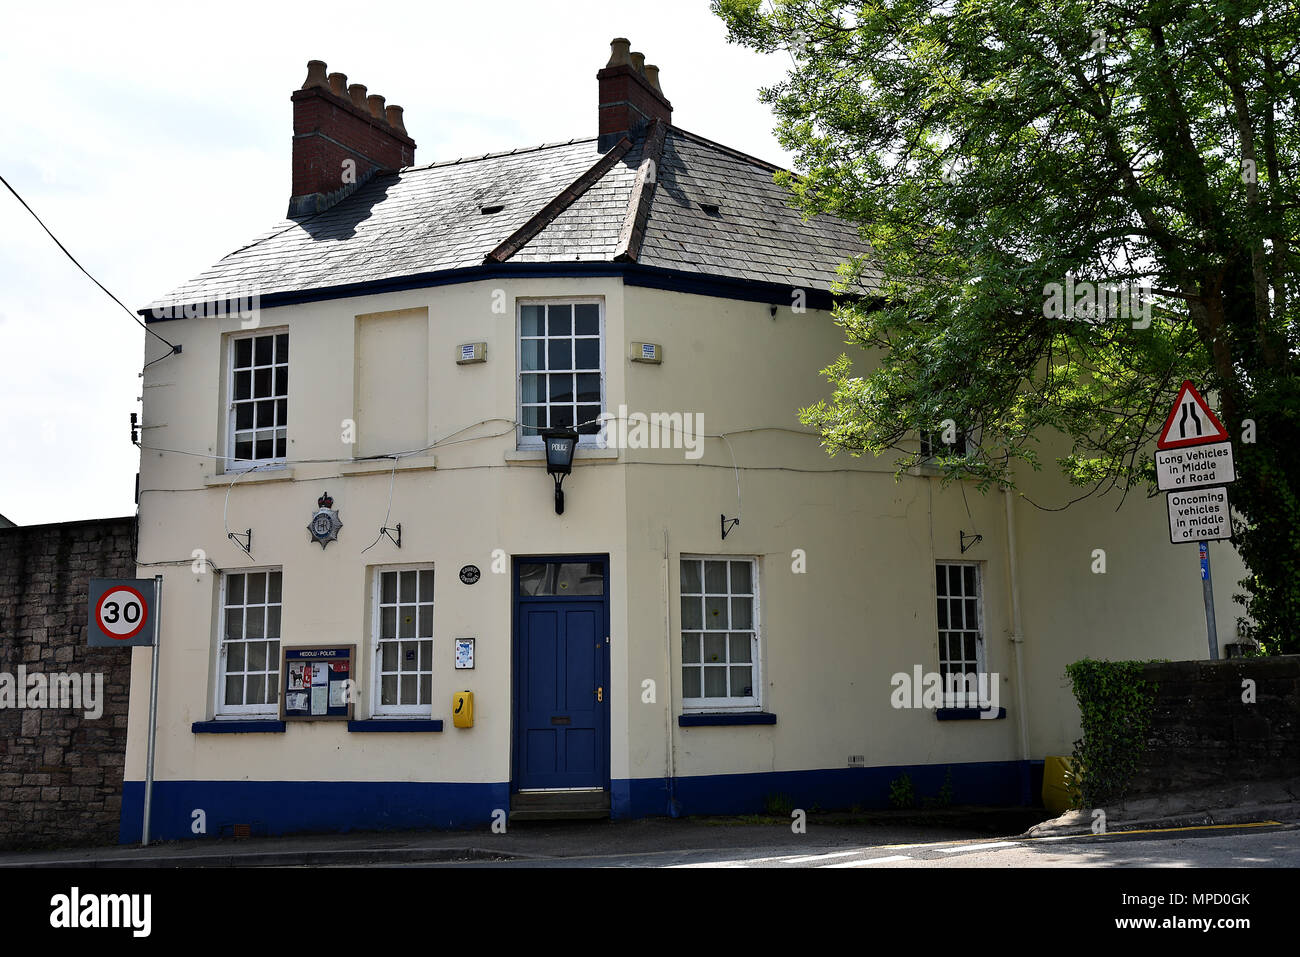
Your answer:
[87,576,161,844]
[1199,542,1218,660]
[143,574,162,845]
[1155,381,1233,660]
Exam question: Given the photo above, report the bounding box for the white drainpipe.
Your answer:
[662,528,678,813]
[1004,488,1030,764]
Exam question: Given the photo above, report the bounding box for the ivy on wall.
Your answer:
[1065,659,1160,808]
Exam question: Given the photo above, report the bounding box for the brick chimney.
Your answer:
[289,60,417,218]
[597,39,672,152]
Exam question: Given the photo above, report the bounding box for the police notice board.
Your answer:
[281,645,354,721]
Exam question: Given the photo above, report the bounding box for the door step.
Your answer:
[509,789,611,821]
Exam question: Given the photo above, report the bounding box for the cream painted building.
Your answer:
[121,43,1246,841]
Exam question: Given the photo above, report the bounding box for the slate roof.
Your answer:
[149,126,876,310]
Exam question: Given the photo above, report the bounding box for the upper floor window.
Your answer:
[229,330,288,466]
[518,300,603,447]
[920,428,969,459]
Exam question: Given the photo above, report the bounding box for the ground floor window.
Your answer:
[680,556,759,711]
[219,569,282,715]
[373,567,434,715]
[935,561,985,705]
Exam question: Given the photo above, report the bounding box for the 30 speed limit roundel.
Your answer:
[95,586,149,640]
[87,578,158,647]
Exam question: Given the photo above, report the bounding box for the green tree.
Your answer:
[715,0,1299,652]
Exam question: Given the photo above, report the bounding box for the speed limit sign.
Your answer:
[88,578,158,647]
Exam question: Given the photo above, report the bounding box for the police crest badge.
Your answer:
[307,491,343,548]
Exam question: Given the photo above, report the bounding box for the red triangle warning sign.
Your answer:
[1157,381,1230,450]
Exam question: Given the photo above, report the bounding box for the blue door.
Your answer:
[513,558,609,791]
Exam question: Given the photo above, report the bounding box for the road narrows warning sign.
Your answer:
[1152,380,1233,660]
[1156,380,1230,450]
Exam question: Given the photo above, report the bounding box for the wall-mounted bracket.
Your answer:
[228,528,252,559]
[960,531,983,554]
[721,514,741,540]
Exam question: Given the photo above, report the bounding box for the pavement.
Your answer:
[1029,802,1300,838]
[0,807,1041,868]
[2,801,1296,868]
[1029,780,1300,837]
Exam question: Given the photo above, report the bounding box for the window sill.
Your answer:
[204,467,295,486]
[505,447,620,464]
[193,720,286,733]
[340,455,437,476]
[935,708,1006,721]
[908,458,981,480]
[678,712,776,727]
[347,719,444,732]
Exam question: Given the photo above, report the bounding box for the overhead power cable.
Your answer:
[0,171,181,360]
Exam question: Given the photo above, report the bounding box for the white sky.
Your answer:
[0,0,794,526]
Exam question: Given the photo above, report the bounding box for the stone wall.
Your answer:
[0,517,136,849]
[1128,657,1300,795]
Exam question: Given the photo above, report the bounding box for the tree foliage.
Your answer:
[715,0,1300,652]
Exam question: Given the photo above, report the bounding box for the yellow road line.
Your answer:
[1029,820,1284,840]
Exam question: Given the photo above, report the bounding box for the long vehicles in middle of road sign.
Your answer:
[1155,441,1236,491]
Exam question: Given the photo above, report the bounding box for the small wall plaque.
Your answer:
[630,342,662,363]
[459,564,481,584]
[457,342,487,364]
[454,638,475,670]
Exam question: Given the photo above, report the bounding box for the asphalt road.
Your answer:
[378,822,1300,868]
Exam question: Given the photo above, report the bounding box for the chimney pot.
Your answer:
[597,43,672,151]
[291,67,416,219]
[606,38,632,68]
[302,60,329,90]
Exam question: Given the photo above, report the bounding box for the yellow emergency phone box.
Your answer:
[452,691,474,728]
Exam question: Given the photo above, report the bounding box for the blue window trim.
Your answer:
[936,708,1006,721]
[192,720,286,734]
[678,712,777,727]
[347,719,444,732]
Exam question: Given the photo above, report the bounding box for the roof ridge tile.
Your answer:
[402,136,598,173]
